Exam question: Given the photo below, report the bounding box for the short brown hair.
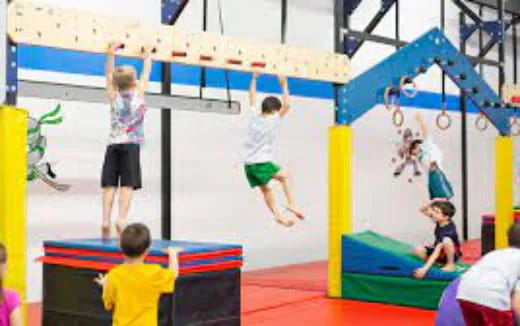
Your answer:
[261,96,282,114]
[120,223,151,258]
[113,65,137,90]
[508,223,520,248]
[431,201,456,219]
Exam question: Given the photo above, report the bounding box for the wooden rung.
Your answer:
[7,0,350,83]
[502,84,520,105]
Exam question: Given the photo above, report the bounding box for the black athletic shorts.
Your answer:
[101,144,142,190]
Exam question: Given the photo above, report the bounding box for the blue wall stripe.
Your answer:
[19,45,481,113]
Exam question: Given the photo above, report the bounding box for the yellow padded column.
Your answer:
[328,125,352,298]
[0,106,27,324]
[495,136,513,249]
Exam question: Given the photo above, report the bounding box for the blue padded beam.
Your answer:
[337,28,511,136]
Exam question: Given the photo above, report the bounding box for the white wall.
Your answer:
[8,0,519,301]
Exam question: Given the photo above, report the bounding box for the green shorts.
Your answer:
[244,162,281,188]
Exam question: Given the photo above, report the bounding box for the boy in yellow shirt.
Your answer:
[95,223,182,326]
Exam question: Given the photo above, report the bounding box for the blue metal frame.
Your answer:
[337,28,511,136]
[344,0,398,57]
[460,20,509,42]
[162,0,190,25]
[5,0,17,105]
[343,0,364,15]
[5,41,17,105]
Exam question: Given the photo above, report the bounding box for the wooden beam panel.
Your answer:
[8,1,349,83]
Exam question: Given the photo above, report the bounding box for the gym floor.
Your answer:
[26,240,480,325]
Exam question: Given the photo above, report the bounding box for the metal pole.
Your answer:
[460,11,469,242]
[281,0,287,44]
[514,22,518,83]
[498,0,505,97]
[479,5,484,76]
[199,0,208,98]
[333,0,347,124]
[161,0,173,240]
[441,0,447,107]
[395,0,400,50]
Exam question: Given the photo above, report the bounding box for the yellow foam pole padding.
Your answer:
[328,125,352,298]
[495,136,513,249]
[0,106,28,325]
[7,0,349,83]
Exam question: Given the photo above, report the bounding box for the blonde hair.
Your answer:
[113,65,137,90]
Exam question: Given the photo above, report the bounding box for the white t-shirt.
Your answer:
[244,108,281,164]
[418,136,443,168]
[457,248,520,311]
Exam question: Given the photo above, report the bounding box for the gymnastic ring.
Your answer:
[475,114,489,131]
[392,108,404,127]
[384,86,398,111]
[510,115,520,136]
[399,76,418,98]
[436,112,452,131]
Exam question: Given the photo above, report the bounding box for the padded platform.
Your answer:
[342,272,449,310]
[40,239,243,275]
[342,231,467,281]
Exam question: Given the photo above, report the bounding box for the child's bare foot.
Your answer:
[102,224,111,239]
[413,267,428,279]
[275,216,295,227]
[286,206,305,220]
[441,264,456,272]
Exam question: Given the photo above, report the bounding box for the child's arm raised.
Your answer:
[138,46,154,96]
[415,113,428,137]
[419,201,434,219]
[105,42,121,99]
[278,75,291,118]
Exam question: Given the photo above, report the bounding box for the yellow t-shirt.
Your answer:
[103,263,177,326]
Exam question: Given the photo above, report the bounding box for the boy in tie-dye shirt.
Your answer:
[100,42,153,239]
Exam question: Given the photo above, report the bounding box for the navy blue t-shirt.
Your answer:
[434,221,461,250]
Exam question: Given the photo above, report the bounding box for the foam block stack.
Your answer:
[39,239,243,326]
[481,208,520,255]
[341,231,467,309]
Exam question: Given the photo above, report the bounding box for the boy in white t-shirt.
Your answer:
[456,223,520,325]
[243,72,304,227]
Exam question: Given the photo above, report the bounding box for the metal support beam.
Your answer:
[343,0,397,57]
[453,0,484,24]
[514,22,518,83]
[16,80,241,114]
[342,28,500,66]
[460,11,469,242]
[162,0,190,25]
[1,0,6,104]
[498,0,506,97]
[281,0,288,44]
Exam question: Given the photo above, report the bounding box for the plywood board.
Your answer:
[7,0,349,83]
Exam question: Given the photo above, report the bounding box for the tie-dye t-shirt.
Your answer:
[109,89,147,145]
[0,289,21,326]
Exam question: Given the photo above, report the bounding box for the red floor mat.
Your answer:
[243,297,436,326]
[242,285,322,314]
